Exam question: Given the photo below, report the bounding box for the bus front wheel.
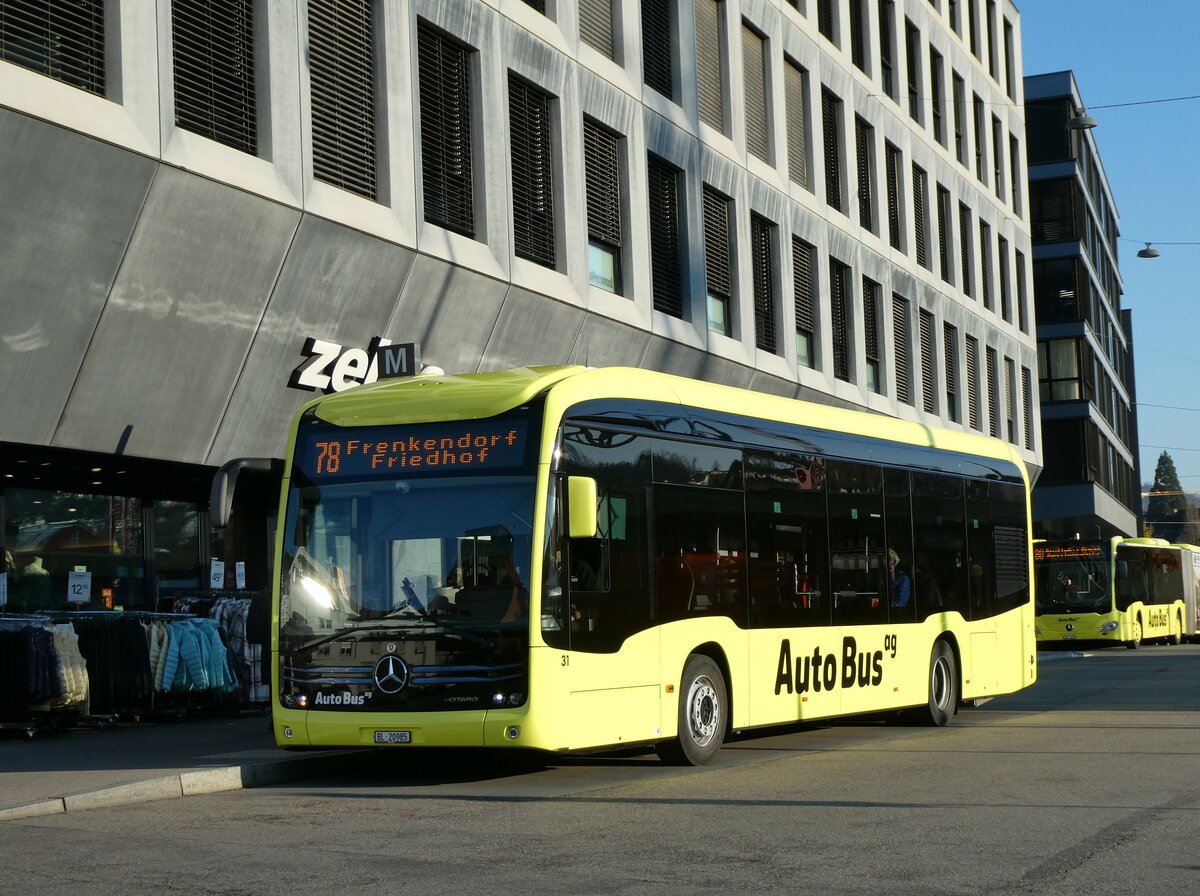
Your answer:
[912,640,958,727]
[1169,616,1182,646]
[656,654,727,766]
[1126,619,1142,649]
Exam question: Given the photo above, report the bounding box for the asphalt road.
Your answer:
[4,644,1199,895]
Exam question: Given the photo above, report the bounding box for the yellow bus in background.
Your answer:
[1034,537,1195,648]
[228,366,1036,764]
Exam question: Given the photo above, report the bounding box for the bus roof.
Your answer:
[301,365,1027,474]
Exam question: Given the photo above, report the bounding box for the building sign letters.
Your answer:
[290,337,419,394]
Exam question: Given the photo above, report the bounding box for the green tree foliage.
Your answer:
[1147,451,1187,543]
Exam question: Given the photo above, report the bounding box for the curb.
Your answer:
[0,750,375,822]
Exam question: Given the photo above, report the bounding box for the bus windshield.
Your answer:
[274,409,543,713]
[1034,543,1111,614]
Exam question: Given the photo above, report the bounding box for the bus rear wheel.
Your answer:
[912,640,957,727]
[656,654,726,766]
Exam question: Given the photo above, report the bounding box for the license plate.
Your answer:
[374,730,412,744]
[1062,634,1077,640]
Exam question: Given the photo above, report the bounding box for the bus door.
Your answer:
[546,428,660,750]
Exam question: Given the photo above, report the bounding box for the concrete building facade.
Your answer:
[0,0,1038,610]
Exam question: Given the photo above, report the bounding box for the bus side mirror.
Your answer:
[210,458,279,529]
[567,476,599,539]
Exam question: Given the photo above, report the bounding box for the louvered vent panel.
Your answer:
[695,0,723,131]
[793,238,816,335]
[418,23,474,235]
[1,0,105,94]
[510,74,555,268]
[580,0,614,58]
[173,0,256,153]
[309,0,377,199]
[743,25,768,159]
[752,214,776,353]
[648,156,682,317]
[966,336,981,430]
[785,61,809,189]
[919,309,935,413]
[642,0,672,98]
[831,260,850,381]
[703,187,731,299]
[893,294,911,404]
[584,119,621,247]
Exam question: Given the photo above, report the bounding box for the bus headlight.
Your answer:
[1099,621,1118,633]
[492,693,506,706]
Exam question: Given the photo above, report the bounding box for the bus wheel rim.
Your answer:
[931,656,951,710]
[687,676,719,745]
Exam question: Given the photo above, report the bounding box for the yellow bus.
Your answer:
[1034,537,1193,648]
[220,366,1036,764]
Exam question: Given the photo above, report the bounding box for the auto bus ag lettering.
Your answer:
[774,635,897,695]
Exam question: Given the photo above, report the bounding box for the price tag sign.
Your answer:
[235,561,246,590]
[210,560,226,589]
[0,571,8,608]
[68,570,92,604]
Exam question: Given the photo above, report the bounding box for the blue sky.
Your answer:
[1019,1,1200,494]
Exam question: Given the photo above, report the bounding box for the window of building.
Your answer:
[1004,356,1016,444]
[967,0,979,58]
[919,308,935,414]
[1002,18,1016,99]
[173,0,256,154]
[965,334,980,430]
[905,19,921,124]
[952,71,966,166]
[863,276,881,392]
[936,184,952,284]
[1038,338,1082,402]
[580,0,615,58]
[648,154,683,317]
[978,219,992,310]
[991,115,1004,201]
[1015,249,1028,333]
[997,235,1011,323]
[743,22,769,161]
[850,0,866,72]
[958,202,972,297]
[695,0,725,133]
[752,213,778,353]
[855,116,875,234]
[418,22,475,236]
[1009,133,1022,213]
[642,0,674,99]
[584,117,623,293]
[986,0,998,81]
[986,345,1000,437]
[793,238,818,368]
[1021,366,1034,450]
[949,0,960,34]
[1027,175,1083,245]
[520,0,546,13]
[822,87,844,211]
[878,0,896,100]
[1,0,105,95]
[972,92,986,183]
[912,164,929,269]
[893,293,912,405]
[929,48,945,146]
[885,141,902,250]
[309,0,377,200]
[817,0,835,43]
[509,74,556,268]
[830,257,851,381]
[703,185,733,335]
[785,58,811,190]
[943,322,959,423]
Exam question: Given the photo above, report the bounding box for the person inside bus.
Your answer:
[888,549,912,608]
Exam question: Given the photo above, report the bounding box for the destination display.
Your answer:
[1033,542,1106,562]
[295,420,531,479]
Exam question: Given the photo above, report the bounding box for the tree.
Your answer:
[1147,451,1188,543]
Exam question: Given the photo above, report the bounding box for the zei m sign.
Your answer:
[289,337,419,394]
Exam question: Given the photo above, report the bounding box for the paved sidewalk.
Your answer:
[0,711,368,821]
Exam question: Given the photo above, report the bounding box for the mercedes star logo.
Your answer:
[374,654,410,695]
